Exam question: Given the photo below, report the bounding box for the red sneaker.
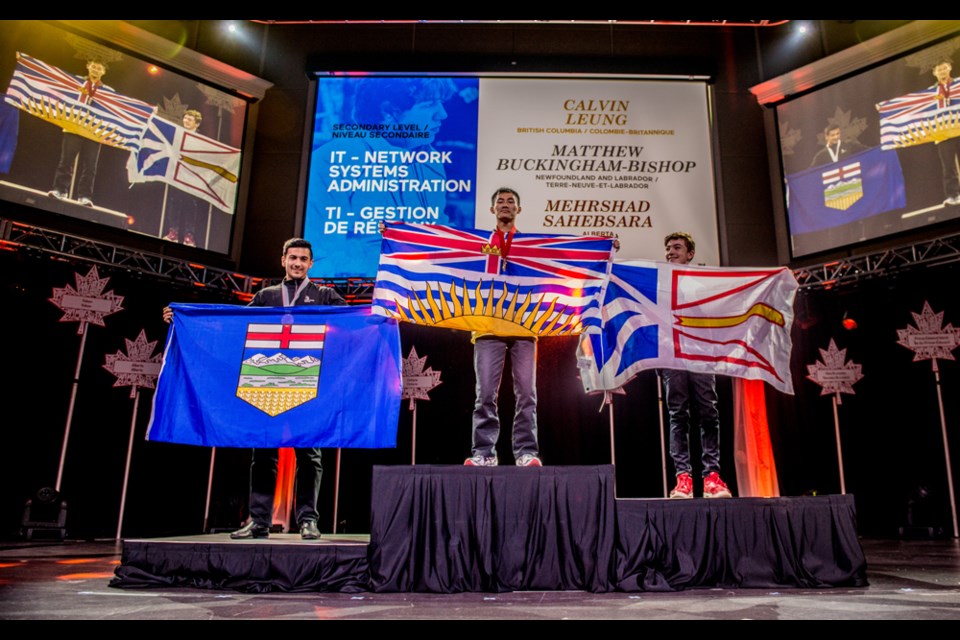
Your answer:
[703,471,732,498]
[669,472,693,499]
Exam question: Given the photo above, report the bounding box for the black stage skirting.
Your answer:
[614,495,868,591]
[368,464,617,593]
[112,535,371,593]
[110,465,867,593]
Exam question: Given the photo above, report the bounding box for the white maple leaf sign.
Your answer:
[806,338,863,398]
[401,346,442,409]
[103,330,163,398]
[897,301,960,372]
[50,266,125,334]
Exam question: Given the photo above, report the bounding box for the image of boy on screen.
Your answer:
[162,109,206,247]
[304,77,478,278]
[809,124,867,168]
[931,60,960,206]
[48,59,110,207]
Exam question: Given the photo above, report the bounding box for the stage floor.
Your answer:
[0,537,958,620]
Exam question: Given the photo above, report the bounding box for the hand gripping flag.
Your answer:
[372,221,615,338]
[126,115,242,213]
[147,303,402,448]
[577,260,799,394]
[4,52,155,151]
[876,78,960,150]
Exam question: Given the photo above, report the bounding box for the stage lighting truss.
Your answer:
[792,231,960,290]
[0,217,376,303]
[5,216,959,298]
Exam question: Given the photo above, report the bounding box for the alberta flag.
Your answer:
[126,115,241,213]
[785,146,906,235]
[147,303,402,448]
[578,260,799,395]
[372,221,615,338]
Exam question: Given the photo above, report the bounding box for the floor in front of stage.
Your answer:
[0,535,958,620]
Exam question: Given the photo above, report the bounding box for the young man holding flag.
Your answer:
[661,232,733,499]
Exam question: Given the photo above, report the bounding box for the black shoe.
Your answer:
[299,520,320,540]
[230,521,269,539]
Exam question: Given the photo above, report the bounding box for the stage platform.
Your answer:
[110,465,867,594]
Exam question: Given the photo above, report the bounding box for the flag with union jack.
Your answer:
[147,302,401,448]
[4,52,155,151]
[126,115,241,213]
[876,78,960,150]
[577,260,799,394]
[372,221,615,338]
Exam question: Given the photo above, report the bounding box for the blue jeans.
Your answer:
[661,369,720,477]
[471,337,538,458]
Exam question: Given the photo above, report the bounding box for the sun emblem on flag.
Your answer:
[387,278,584,337]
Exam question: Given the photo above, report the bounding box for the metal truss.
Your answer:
[792,231,960,290]
[0,218,376,302]
[5,216,959,297]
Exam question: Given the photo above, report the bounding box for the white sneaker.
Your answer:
[464,455,498,467]
[77,197,93,207]
[943,196,960,206]
[48,190,67,200]
[516,453,542,467]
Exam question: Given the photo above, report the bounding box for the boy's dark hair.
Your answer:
[283,237,313,259]
[491,187,520,206]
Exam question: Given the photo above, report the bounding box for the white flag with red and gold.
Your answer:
[578,260,799,394]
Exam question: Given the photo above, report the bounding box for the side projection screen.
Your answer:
[776,32,960,258]
[302,73,721,278]
[0,21,250,255]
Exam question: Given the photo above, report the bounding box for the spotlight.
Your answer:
[841,312,857,330]
[21,487,67,540]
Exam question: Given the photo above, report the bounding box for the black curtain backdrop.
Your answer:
[1,248,957,540]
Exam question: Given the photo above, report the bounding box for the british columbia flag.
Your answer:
[877,78,960,150]
[577,260,799,394]
[373,222,615,337]
[4,52,155,151]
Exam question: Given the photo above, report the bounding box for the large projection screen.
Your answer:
[302,73,720,278]
[0,20,255,257]
[775,31,960,259]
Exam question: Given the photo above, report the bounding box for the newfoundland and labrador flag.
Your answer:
[147,302,401,448]
[372,221,615,337]
[126,115,242,213]
[578,260,799,395]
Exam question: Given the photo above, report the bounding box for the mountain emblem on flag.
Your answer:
[822,162,862,211]
[236,323,327,416]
